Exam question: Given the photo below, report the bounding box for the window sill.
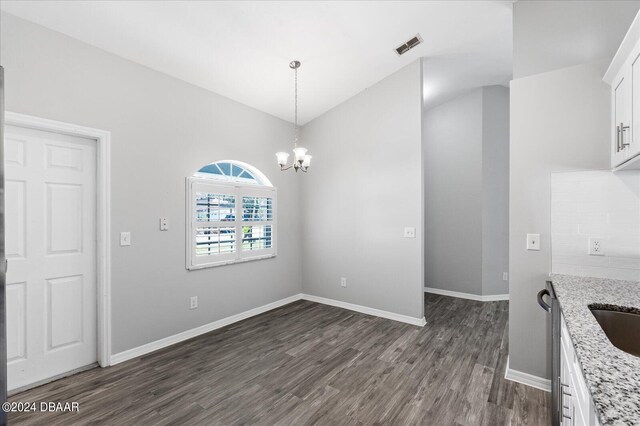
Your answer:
[186,253,277,271]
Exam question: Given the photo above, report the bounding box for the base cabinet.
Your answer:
[560,314,600,426]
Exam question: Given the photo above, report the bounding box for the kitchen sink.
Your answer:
[590,308,640,357]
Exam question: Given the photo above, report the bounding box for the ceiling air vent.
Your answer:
[395,34,423,56]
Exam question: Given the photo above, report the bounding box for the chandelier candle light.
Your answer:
[276,60,312,172]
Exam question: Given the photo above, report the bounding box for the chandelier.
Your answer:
[276,60,312,173]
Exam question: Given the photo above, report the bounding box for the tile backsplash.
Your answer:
[551,170,640,281]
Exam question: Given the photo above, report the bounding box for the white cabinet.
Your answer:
[611,66,631,167]
[604,12,640,170]
[560,314,600,426]
[560,338,576,425]
[631,52,640,160]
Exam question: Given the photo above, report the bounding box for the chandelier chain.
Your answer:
[294,65,298,147]
[276,59,310,173]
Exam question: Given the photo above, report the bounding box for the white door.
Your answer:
[5,125,97,391]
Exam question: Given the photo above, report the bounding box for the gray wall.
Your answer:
[509,62,610,378]
[0,13,303,355]
[300,61,425,321]
[423,86,509,296]
[509,0,634,379]
[423,89,483,295]
[482,86,510,296]
[513,0,640,79]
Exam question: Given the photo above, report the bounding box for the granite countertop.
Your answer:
[550,274,640,425]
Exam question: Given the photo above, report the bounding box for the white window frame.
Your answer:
[186,177,277,270]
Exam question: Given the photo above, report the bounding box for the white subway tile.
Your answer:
[551,170,640,281]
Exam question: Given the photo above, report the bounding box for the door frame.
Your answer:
[5,111,112,367]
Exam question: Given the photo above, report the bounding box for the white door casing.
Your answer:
[5,124,99,391]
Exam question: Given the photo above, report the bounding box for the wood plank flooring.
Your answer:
[8,294,550,425]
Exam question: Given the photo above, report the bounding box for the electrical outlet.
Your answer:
[589,238,604,256]
[190,296,198,309]
[503,272,509,281]
[120,232,131,246]
[160,217,169,231]
[526,233,540,251]
[340,277,347,288]
[404,227,416,238]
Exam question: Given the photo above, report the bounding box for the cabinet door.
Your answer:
[631,48,640,162]
[560,341,575,425]
[612,67,632,167]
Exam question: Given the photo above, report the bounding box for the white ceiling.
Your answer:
[513,0,640,79]
[0,1,513,123]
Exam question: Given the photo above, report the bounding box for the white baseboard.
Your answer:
[504,356,551,392]
[111,292,427,366]
[424,287,509,302]
[301,294,426,327]
[110,294,303,365]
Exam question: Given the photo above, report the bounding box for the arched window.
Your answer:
[194,160,273,187]
[186,161,276,270]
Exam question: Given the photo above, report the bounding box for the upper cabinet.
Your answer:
[604,11,640,170]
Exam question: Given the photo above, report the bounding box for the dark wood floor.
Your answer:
[9,294,549,425]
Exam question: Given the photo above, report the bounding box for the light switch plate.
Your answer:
[160,217,169,231]
[526,233,540,251]
[404,227,416,238]
[120,232,131,246]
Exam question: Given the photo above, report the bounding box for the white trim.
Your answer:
[110,294,302,365]
[5,112,112,367]
[504,356,551,392]
[301,294,426,327]
[424,287,509,302]
[110,293,426,365]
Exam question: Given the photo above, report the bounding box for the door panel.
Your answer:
[5,125,97,391]
[46,144,84,171]
[6,283,26,363]
[631,49,640,161]
[4,136,26,167]
[46,183,83,254]
[5,180,25,259]
[613,71,631,167]
[47,275,84,350]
